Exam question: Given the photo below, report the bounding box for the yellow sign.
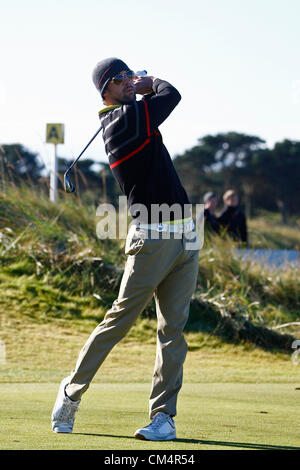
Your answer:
[46,123,64,144]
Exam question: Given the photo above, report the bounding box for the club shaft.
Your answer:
[66,125,103,174]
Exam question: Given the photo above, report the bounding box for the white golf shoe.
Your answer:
[51,376,80,433]
[134,411,176,441]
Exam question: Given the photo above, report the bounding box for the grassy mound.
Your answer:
[0,186,299,353]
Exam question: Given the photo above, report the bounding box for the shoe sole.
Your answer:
[53,427,73,433]
[134,432,176,441]
[134,432,147,440]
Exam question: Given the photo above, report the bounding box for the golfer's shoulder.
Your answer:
[102,101,139,123]
[108,101,146,134]
[100,105,127,133]
[100,102,146,147]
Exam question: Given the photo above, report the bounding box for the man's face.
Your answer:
[103,70,136,105]
[225,194,238,207]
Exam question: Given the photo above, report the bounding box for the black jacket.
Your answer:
[98,79,190,223]
[218,206,248,243]
[204,208,219,234]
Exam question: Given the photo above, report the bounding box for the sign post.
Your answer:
[46,123,64,203]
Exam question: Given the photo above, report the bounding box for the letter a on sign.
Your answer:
[46,123,64,144]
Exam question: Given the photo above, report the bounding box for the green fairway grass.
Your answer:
[0,382,299,450]
[1,299,300,451]
[1,187,300,451]
[0,332,300,450]
[1,314,300,450]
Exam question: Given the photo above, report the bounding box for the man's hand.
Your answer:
[133,76,155,95]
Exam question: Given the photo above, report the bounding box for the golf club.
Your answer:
[64,70,147,193]
[64,125,103,193]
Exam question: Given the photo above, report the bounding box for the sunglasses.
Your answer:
[111,70,135,85]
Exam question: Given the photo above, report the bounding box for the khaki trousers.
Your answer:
[66,226,199,418]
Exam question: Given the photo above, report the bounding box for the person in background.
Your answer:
[203,192,219,234]
[218,189,248,244]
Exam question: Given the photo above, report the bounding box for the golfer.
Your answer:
[52,58,200,441]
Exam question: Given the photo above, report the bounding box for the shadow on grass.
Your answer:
[197,439,300,450]
[74,433,300,450]
[74,432,199,444]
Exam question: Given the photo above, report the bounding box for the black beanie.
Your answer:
[92,57,131,97]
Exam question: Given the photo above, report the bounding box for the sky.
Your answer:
[1,0,300,174]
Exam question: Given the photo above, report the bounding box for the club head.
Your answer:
[64,172,75,193]
[63,124,103,194]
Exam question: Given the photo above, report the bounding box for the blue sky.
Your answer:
[1,0,299,173]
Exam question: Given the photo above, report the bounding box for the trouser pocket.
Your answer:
[125,226,147,256]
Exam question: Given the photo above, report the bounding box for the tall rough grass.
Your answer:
[0,184,299,350]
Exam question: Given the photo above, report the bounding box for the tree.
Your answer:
[173,146,215,202]
[173,132,266,210]
[250,140,300,223]
[199,132,266,187]
[0,144,45,188]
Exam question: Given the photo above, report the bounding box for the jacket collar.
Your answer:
[98,104,122,116]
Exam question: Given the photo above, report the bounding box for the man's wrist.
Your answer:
[151,77,160,92]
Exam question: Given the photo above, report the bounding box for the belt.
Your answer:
[137,219,194,233]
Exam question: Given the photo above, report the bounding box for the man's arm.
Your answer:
[134,76,181,129]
